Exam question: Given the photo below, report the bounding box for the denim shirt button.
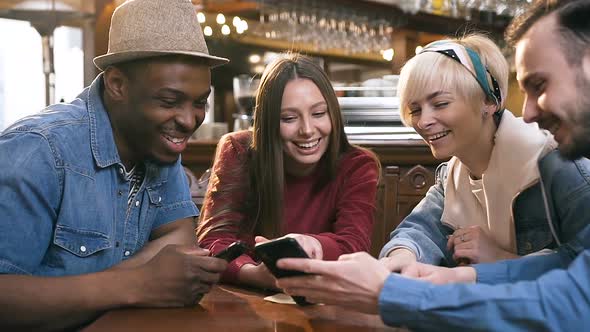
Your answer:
[158,196,162,203]
[119,167,124,175]
[124,250,131,256]
[135,200,140,207]
[80,245,87,253]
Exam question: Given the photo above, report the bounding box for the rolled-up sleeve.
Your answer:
[151,158,199,229]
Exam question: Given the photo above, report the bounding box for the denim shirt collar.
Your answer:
[84,73,121,168]
[82,74,170,184]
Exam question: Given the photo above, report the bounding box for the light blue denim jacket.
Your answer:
[0,75,198,276]
[380,150,590,266]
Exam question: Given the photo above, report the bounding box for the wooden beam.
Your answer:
[202,0,259,14]
[390,29,419,74]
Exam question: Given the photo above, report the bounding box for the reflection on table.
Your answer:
[82,285,408,332]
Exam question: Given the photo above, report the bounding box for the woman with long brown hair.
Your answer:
[197,53,380,289]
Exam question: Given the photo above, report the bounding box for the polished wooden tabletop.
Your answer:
[82,285,407,332]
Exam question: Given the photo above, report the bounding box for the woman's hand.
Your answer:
[256,234,323,259]
[238,262,278,290]
[447,226,518,264]
[379,248,417,272]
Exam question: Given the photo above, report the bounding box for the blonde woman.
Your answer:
[380,34,590,270]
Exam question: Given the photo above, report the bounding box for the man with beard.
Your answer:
[0,0,229,330]
[275,1,590,331]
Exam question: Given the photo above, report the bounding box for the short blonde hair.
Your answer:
[398,34,509,126]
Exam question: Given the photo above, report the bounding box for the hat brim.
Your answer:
[93,50,229,71]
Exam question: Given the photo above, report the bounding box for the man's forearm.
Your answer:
[0,271,136,331]
[475,247,574,285]
[380,251,590,331]
[113,218,197,270]
[112,236,175,270]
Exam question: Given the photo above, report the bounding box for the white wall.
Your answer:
[0,18,83,131]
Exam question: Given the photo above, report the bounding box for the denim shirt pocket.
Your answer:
[146,187,163,207]
[53,225,111,257]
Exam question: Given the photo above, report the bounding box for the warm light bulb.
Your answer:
[233,16,241,27]
[221,24,231,35]
[382,48,394,61]
[203,26,213,36]
[239,20,248,31]
[248,54,261,64]
[253,65,265,74]
[216,13,226,24]
[197,12,206,23]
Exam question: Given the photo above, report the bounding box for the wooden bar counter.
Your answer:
[82,285,407,332]
[182,137,442,257]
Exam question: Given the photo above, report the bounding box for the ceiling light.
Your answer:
[216,13,225,24]
[197,12,206,23]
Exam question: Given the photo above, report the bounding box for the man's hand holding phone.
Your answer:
[137,245,227,307]
[213,241,251,262]
[188,241,251,305]
[276,252,389,314]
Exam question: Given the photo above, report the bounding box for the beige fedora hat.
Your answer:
[93,0,229,70]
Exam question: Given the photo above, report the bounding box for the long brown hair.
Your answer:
[250,53,352,238]
[197,53,353,241]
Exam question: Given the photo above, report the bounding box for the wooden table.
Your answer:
[82,285,407,332]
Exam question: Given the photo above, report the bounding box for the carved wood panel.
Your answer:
[370,164,437,257]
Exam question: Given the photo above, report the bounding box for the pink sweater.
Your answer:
[198,131,379,283]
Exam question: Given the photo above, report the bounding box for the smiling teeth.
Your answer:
[297,139,320,149]
[428,131,450,141]
[163,134,185,145]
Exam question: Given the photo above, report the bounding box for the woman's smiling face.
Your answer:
[279,78,332,177]
[409,89,485,160]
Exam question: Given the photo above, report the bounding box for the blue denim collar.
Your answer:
[85,73,121,168]
[83,74,171,184]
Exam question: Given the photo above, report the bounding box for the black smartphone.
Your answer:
[254,237,313,306]
[214,241,250,262]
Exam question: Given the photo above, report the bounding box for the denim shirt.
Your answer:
[380,150,590,266]
[0,75,198,276]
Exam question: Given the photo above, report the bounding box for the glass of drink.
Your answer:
[232,75,260,131]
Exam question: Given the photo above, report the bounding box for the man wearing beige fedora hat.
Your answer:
[0,0,230,330]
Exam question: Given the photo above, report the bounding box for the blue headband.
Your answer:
[419,41,503,107]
